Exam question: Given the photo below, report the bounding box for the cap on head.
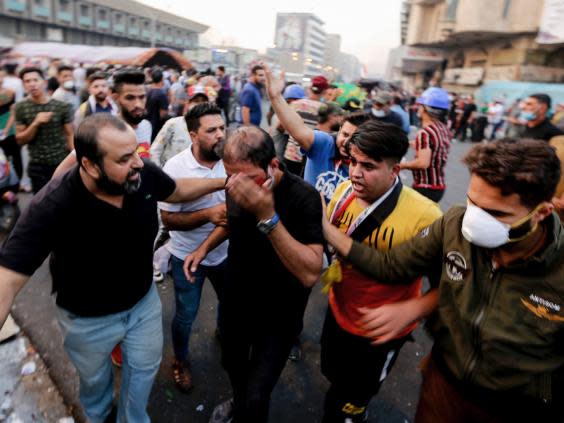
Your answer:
[417,87,450,110]
[188,85,209,101]
[283,84,306,100]
[311,76,329,94]
[373,91,392,106]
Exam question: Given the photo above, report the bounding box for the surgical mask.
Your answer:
[371,109,386,118]
[519,111,537,121]
[63,80,74,90]
[461,203,539,248]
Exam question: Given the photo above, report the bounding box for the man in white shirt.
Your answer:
[488,98,505,141]
[159,103,228,393]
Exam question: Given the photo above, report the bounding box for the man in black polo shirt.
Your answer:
[183,126,324,422]
[0,114,225,423]
[521,93,564,141]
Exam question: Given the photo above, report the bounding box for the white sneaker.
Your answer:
[209,398,233,423]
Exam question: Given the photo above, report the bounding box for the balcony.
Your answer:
[142,29,151,39]
[165,35,173,43]
[57,10,72,22]
[78,15,91,26]
[97,20,110,30]
[33,6,50,17]
[114,23,124,33]
[128,26,139,36]
[6,0,26,12]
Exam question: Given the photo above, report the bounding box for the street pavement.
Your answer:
[9,139,474,423]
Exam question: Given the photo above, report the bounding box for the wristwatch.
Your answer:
[256,213,280,235]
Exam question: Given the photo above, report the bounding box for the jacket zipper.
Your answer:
[463,263,499,381]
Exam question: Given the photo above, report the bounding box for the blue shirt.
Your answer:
[239,82,262,126]
[391,104,411,134]
[303,130,349,202]
[94,103,113,114]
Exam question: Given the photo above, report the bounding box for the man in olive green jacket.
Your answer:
[323,138,564,423]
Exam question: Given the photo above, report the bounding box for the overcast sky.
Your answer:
[138,0,402,76]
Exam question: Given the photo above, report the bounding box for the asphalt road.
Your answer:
[10,140,474,423]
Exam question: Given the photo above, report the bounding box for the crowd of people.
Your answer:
[0,56,562,423]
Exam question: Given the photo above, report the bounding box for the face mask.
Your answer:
[461,203,539,248]
[519,111,537,121]
[63,80,74,90]
[371,109,386,118]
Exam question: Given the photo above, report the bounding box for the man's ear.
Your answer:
[270,157,280,170]
[534,201,555,224]
[81,156,101,179]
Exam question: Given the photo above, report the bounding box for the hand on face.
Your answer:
[225,172,275,220]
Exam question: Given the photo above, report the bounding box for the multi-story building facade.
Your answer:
[0,0,207,50]
[389,0,564,92]
[271,12,327,78]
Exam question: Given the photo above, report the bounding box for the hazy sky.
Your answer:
[138,0,402,76]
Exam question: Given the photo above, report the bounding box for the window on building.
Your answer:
[502,0,511,18]
[98,9,107,21]
[143,20,150,29]
[80,4,89,17]
[35,0,45,6]
[59,0,70,12]
[444,0,459,21]
[130,17,137,26]
[115,13,122,24]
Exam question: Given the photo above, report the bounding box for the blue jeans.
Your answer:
[171,255,226,362]
[56,283,163,423]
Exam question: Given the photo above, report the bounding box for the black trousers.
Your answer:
[219,307,301,423]
[0,135,22,179]
[321,309,408,423]
[28,162,58,194]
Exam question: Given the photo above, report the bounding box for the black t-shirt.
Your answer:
[0,160,176,316]
[461,103,477,122]
[146,88,169,141]
[521,119,564,141]
[225,172,323,330]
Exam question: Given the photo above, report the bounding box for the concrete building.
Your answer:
[271,12,327,78]
[390,0,564,92]
[0,0,207,50]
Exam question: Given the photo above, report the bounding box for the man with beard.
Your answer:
[159,103,228,393]
[264,64,369,202]
[74,72,119,128]
[53,68,152,176]
[0,113,227,423]
[239,65,266,126]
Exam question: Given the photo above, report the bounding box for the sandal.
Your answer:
[172,360,193,393]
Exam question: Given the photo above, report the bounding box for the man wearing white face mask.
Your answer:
[322,138,564,422]
[370,91,406,134]
[52,65,80,116]
[520,93,563,141]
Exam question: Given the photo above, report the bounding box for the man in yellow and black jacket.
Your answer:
[323,138,564,423]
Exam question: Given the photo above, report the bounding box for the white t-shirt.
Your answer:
[488,103,504,124]
[159,147,228,265]
[2,76,24,102]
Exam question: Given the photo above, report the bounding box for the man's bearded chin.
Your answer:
[120,107,145,125]
[96,168,142,195]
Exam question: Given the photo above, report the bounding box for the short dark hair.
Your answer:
[75,114,129,167]
[344,111,370,128]
[318,102,343,124]
[85,67,101,79]
[57,65,74,74]
[392,96,403,105]
[463,138,561,208]
[113,68,146,93]
[529,93,552,110]
[19,67,44,80]
[185,102,223,133]
[251,65,264,75]
[347,120,408,164]
[224,125,276,170]
[87,72,108,84]
[217,66,225,72]
[150,67,163,83]
[3,63,18,75]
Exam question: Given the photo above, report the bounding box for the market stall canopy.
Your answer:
[6,42,193,70]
